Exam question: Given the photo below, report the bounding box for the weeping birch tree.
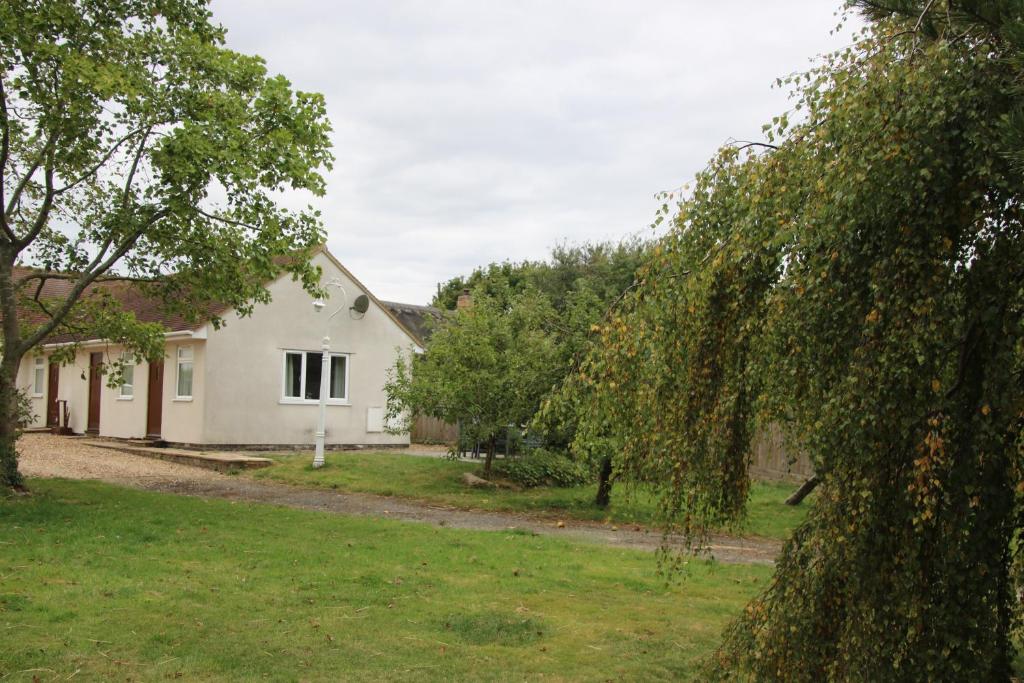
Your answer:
[577,2,1024,678]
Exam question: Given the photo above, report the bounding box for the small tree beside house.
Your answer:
[385,285,561,476]
[0,0,333,490]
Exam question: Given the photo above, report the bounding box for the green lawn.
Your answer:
[250,451,809,540]
[1,479,771,681]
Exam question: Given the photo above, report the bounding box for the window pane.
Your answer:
[178,346,193,361]
[304,352,322,400]
[284,353,302,398]
[33,357,44,394]
[121,363,134,397]
[177,362,193,397]
[330,356,346,399]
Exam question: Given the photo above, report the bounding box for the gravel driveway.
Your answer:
[19,433,226,487]
[16,433,782,564]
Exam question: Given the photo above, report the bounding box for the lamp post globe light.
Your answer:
[311,278,347,468]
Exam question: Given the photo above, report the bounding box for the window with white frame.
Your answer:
[119,352,134,398]
[176,346,193,398]
[282,351,348,402]
[32,357,45,397]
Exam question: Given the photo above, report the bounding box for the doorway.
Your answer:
[46,363,59,427]
[146,360,163,439]
[87,352,102,433]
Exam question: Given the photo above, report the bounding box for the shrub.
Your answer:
[495,449,590,488]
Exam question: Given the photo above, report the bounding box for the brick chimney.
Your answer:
[456,288,472,310]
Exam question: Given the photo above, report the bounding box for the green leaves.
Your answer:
[0,0,333,489]
[0,0,333,355]
[385,286,563,453]
[574,2,1024,679]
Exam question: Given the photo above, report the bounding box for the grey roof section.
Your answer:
[381,301,444,345]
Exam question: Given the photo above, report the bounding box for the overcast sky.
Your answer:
[210,1,861,304]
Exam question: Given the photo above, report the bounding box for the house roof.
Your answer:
[6,266,226,345]
[6,245,424,347]
[380,301,443,344]
[313,247,425,348]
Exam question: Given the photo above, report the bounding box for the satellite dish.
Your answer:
[351,294,370,316]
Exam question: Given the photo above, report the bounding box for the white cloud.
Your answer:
[211,0,861,303]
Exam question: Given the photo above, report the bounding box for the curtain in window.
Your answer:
[283,351,347,401]
[284,352,302,398]
[330,355,346,399]
[33,358,44,395]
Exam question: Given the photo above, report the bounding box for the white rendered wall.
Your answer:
[17,251,413,446]
[15,354,47,428]
[159,339,206,443]
[198,251,413,446]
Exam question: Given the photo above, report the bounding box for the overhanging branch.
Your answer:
[0,79,13,243]
[14,152,56,252]
[194,207,261,231]
[730,140,780,152]
[19,208,169,352]
[14,272,159,290]
[53,126,150,197]
[2,131,55,223]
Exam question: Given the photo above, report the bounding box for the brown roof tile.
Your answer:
[7,266,225,345]
[5,247,427,349]
[380,301,443,345]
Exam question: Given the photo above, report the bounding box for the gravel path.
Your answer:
[17,433,782,565]
[19,433,226,486]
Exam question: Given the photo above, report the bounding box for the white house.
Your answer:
[13,247,421,448]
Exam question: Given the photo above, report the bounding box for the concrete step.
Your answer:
[80,439,274,473]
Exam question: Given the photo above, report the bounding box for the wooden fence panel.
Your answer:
[749,425,815,482]
[411,416,812,482]
[411,415,459,445]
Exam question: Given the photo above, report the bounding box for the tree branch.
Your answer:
[731,140,780,152]
[28,279,89,336]
[120,126,152,207]
[31,276,55,319]
[40,126,156,278]
[914,0,938,33]
[194,207,261,231]
[13,151,56,252]
[20,208,168,351]
[2,131,53,223]
[14,271,159,290]
[0,79,14,243]
[53,126,149,196]
[785,475,820,505]
[944,319,980,401]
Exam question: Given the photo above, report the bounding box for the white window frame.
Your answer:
[118,352,134,400]
[32,357,45,398]
[279,349,350,405]
[175,346,194,400]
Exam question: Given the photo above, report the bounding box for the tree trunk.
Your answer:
[595,455,613,508]
[483,437,495,476]
[0,250,26,491]
[0,355,25,491]
[785,475,819,506]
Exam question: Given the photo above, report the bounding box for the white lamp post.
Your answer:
[311,279,347,468]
